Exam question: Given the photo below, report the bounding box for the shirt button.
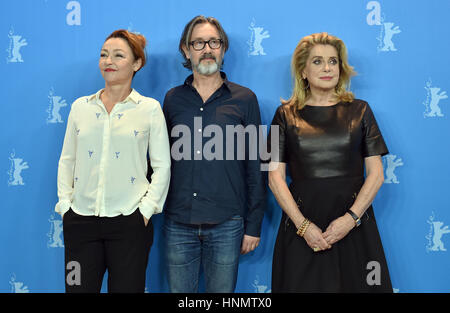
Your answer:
[193,193,197,197]
[200,107,204,111]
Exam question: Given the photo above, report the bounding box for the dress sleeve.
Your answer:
[267,105,288,163]
[362,103,389,157]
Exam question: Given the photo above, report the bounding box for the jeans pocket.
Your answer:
[229,215,244,230]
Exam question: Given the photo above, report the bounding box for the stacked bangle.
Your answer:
[296,218,311,237]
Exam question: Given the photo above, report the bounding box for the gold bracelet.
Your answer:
[296,218,311,237]
[297,219,307,236]
[300,219,311,237]
[297,219,309,237]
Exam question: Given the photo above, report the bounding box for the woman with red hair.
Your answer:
[56,30,171,293]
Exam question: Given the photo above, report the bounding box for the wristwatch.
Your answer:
[347,210,361,227]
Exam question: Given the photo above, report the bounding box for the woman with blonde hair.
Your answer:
[268,32,392,292]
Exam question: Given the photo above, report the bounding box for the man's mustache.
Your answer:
[200,53,216,61]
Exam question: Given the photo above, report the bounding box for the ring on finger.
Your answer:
[313,247,321,252]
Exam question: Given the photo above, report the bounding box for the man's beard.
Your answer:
[193,53,221,76]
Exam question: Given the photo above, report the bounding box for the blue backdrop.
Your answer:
[1,0,449,293]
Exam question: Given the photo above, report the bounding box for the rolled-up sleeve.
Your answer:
[55,102,77,217]
[139,103,171,219]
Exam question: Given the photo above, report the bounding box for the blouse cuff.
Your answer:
[55,199,72,217]
[138,198,161,219]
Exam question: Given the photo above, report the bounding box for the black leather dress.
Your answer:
[269,99,393,292]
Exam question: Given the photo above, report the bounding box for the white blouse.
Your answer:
[55,89,171,219]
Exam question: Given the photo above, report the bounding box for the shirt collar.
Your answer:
[89,88,141,104]
[184,71,231,92]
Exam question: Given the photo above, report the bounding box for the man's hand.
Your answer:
[241,235,260,254]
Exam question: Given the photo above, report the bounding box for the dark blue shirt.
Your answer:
[162,72,267,237]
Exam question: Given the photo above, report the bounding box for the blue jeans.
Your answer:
[163,215,244,293]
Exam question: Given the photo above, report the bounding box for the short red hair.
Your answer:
[105,29,146,73]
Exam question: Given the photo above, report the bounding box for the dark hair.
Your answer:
[105,29,147,74]
[179,15,229,70]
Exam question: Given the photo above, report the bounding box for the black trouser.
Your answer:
[63,208,153,293]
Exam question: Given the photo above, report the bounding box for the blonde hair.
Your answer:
[283,32,356,110]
